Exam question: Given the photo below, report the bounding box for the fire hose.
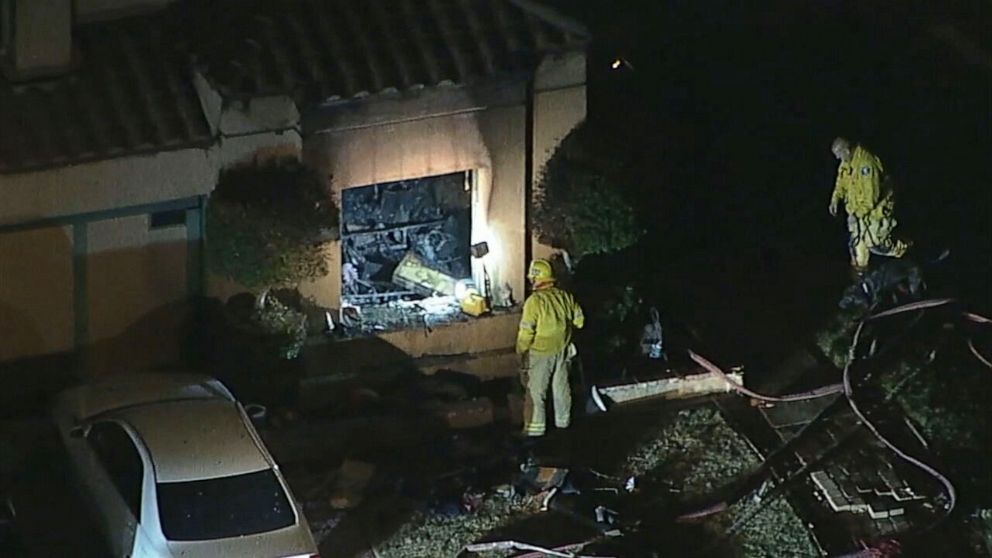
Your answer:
[968,338,992,369]
[688,350,844,402]
[678,298,976,529]
[464,539,612,558]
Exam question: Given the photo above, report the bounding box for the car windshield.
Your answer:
[157,470,295,541]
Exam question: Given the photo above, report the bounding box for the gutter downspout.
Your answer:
[524,75,535,281]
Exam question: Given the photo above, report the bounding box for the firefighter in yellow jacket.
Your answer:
[829,137,911,273]
[516,259,585,437]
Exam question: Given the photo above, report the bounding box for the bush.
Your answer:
[225,293,307,361]
[207,159,338,293]
[534,120,643,262]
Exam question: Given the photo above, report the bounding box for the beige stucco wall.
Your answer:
[0,148,215,227]
[307,112,490,189]
[0,128,300,229]
[0,97,302,367]
[85,215,188,375]
[0,225,74,361]
[475,105,527,306]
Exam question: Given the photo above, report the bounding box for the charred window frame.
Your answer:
[340,171,474,307]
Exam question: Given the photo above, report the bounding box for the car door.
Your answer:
[84,422,145,557]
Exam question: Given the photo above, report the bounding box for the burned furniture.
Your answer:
[340,172,474,329]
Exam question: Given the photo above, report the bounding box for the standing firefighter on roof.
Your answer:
[516,259,585,437]
[829,137,912,272]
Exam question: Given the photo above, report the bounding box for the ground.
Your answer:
[269,398,822,557]
[0,393,819,557]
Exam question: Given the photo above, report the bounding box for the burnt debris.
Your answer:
[341,172,472,305]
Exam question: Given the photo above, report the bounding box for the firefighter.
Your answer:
[516,259,585,437]
[829,137,911,273]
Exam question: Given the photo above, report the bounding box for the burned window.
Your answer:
[341,172,473,327]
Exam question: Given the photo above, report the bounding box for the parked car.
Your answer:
[53,373,319,558]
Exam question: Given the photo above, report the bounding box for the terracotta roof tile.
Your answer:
[0,0,585,174]
[189,0,588,101]
[0,15,213,174]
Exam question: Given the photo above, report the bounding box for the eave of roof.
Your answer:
[189,0,589,105]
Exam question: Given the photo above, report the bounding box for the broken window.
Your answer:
[341,171,474,330]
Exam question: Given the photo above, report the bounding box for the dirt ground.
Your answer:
[286,397,819,558]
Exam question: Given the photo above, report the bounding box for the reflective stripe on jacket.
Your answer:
[516,284,584,355]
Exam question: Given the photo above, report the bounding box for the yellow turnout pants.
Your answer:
[521,344,576,437]
[847,213,911,270]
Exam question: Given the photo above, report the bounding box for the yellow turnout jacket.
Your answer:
[831,145,894,219]
[516,283,585,356]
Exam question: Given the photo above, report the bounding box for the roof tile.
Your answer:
[0,15,212,174]
[0,0,585,174]
[191,0,587,102]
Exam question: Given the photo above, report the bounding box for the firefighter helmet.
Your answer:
[528,259,555,283]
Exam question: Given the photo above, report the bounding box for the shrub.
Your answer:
[225,293,307,361]
[207,159,338,298]
[534,120,643,262]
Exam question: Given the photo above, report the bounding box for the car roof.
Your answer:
[62,373,235,422]
[117,398,271,483]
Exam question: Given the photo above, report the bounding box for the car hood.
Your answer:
[165,523,316,558]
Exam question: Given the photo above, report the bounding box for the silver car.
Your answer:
[53,373,319,558]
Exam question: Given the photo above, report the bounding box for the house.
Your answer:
[0,0,588,382]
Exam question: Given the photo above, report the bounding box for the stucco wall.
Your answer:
[84,215,188,374]
[0,225,74,361]
[0,102,302,368]
[0,129,300,229]
[0,148,215,227]
[476,105,527,305]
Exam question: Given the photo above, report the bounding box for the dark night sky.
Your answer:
[549,0,991,366]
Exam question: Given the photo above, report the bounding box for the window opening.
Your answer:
[149,209,187,230]
[341,171,474,332]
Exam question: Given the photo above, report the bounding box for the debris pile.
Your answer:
[360,407,818,557]
[341,172,473,319]
[344,296,465,333]
[377,494,538,558]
